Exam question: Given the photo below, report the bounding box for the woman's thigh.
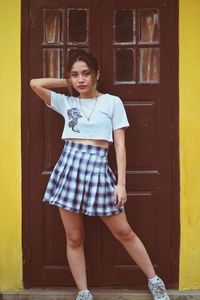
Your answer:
[59,208,85,240]
[100,212,134,240]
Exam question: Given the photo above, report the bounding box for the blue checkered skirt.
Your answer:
[43,141,124,216]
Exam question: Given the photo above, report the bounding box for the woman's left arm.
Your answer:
[113,128,127,208]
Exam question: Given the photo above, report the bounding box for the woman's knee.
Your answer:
[66,230,84,248]
[114,225,136,243]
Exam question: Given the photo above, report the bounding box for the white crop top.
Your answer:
[46,91,129,142]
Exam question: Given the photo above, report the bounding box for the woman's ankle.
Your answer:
[78,289,90,293]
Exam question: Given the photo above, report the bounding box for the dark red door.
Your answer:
[22,0,179,287]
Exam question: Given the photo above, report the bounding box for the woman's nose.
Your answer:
[78,75,84,83]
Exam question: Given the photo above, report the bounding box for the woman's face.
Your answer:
[69,61,98,98]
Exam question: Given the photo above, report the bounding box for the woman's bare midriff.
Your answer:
[64,138,110,149]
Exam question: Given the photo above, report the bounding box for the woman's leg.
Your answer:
[59,208,87,291]
[100,212,156,279]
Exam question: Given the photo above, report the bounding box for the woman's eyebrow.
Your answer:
[71,69,90,74]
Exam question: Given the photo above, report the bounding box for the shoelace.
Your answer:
[151,283,167,299]
[77,291,92,300]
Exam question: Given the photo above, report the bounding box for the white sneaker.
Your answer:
[76,290,93,300]
[148,277,170,300]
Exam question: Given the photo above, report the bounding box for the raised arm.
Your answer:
[30,78,68,105]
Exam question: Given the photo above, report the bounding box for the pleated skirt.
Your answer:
[43,140,125,216]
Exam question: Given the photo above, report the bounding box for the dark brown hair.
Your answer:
[66,49,99,78]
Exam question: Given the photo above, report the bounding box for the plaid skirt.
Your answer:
[43,141,125,216]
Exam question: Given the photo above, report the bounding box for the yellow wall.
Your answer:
[179,0,200,290]
[0,0,22,290]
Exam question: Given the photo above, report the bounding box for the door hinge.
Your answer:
[23,246,31,266]
[170,13,177,32]
[27,130,31,145]
[26,18,30,33]
[170,125,174,140]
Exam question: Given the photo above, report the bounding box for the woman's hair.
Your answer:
[66,49,99,77]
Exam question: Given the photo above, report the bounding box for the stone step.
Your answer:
[1,289,200,300]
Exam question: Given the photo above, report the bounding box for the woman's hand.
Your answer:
[114,184,127,208]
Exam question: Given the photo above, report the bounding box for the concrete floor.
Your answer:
[1,288,200,300]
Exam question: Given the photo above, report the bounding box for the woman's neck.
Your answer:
[79,90,99,99]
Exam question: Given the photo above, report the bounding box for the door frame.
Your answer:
[21,0,31,288]
[21,0,180,288]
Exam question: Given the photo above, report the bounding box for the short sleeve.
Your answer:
[112,97,130,131]
[45,91,67,116]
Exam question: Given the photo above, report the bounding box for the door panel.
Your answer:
[28,0,102,286]
[23,0,179,287]
[101,0,175,284]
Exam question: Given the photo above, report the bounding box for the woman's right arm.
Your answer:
[30,78,67,105]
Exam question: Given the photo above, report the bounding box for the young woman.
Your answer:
[30,49,170,300]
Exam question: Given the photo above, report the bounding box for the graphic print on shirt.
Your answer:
[67,107,83,133]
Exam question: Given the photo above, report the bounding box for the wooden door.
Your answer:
[22,0,179,287]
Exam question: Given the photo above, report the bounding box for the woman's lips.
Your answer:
[78,85,87,89]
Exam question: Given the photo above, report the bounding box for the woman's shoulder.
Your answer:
[100,93,121,103]
[51,90,78,102]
